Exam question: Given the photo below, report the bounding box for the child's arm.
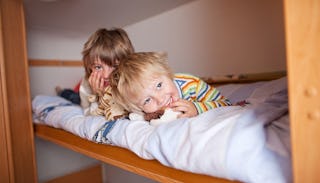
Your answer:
[192,79,231,114]
[173,73,232,116]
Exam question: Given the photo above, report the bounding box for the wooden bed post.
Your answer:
[0,0,38,182]
[284,0,320,182]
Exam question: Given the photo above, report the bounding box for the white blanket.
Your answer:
[32,77,292,183]
[32,96,106,140]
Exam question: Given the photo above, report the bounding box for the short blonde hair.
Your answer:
[82,28,134,79]
[110,52,173,113]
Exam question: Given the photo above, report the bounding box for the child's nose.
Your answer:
[154,94,164,107]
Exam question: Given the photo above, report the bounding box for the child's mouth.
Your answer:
[104,80,110,87]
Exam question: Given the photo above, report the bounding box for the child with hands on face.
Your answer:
[79,28,134,116]
[110,52,232,125]
[87,60,115,96]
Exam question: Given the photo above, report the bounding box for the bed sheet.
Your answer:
[32,77,291,183]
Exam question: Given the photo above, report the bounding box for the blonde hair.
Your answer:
[110,52,173,113]
[82,28,134,79]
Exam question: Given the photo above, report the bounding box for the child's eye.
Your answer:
[156,82,162,89]
[94,65,102,71]
[143,98,151,106]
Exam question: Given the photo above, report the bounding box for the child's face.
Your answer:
[134,75,179,113]
[90,59,115,87]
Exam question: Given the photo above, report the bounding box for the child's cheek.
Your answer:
[173,96,180,102]
[91,71,98,77]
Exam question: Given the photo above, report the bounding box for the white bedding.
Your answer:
[32,77,292,183]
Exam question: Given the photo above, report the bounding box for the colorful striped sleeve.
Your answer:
[193,78,231,114]
[174,73,231,114]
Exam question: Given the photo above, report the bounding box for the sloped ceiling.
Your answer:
[23,0,193,35]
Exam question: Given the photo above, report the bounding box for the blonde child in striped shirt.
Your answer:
[110,52,231,119]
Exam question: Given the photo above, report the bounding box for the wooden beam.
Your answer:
[0,0,37,182]
[29,59,83,67]
[284,0,320,182]
[202,70,286,86]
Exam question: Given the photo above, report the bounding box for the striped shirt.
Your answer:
[173,73,231,114]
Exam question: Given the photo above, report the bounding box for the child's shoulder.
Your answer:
[174,73,200,80]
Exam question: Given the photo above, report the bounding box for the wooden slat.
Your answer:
[203,70,286,85]
[284,0,320,182]
[29,59,83,67]
[35,124,238,183]
[28,59,286,86]
[0,0,37,182]
[0,13,13,182]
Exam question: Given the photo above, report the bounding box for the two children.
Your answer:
[110,52,231,118]
[61,27,230,122]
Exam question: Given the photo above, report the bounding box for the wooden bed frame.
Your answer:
[30,59,287,182]
[1,0,319,182]
[35,123,234,183]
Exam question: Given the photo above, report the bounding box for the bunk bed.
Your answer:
[1,0,318,182]
[26,0,320,182]
[31,61,290,183]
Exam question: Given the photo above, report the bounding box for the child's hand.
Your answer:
[88,71,104,96]
[170,99,198,118]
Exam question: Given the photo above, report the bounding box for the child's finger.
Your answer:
[99,78,104,89]
[171,105,187,114]
[170,99,185,107]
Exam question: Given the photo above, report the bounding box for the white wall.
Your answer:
[28,29,86,97]
[102,164,157,183]
[28,0,286,182]
[126,0,286,77]
[28,0,286,97]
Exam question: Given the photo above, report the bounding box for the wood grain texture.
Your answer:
[284,0,320,182]
[0,15,13,182]
[29,59,83,67]
[0,0,37,182]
